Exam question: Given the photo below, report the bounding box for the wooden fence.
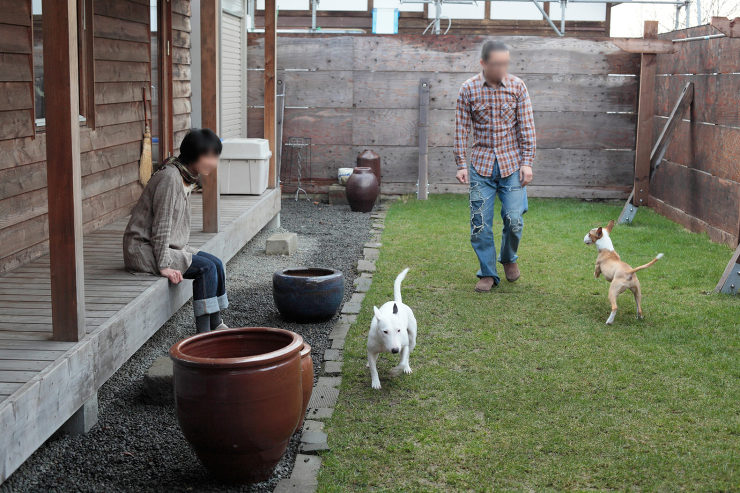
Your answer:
[650,26,740,247]
[247,34,640,198]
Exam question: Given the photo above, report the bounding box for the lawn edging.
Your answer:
[273,205,388,493]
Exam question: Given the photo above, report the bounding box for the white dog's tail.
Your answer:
[627,253,664,274]
[394,268,410,305]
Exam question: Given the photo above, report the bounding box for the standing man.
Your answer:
[454,40,536,293]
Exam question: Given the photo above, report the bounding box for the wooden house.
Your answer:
[0,0,280,482]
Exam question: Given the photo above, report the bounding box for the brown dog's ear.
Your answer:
[606,220,615,233]
[596,227,603,238]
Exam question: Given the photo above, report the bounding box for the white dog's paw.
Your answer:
[403,366,413,375]
[371,379,381,390]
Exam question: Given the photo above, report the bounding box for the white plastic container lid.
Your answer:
[220,138,272,160]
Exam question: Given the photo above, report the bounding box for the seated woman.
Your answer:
[123,128,228,333]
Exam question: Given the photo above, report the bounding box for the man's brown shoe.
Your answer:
[503,262,520,282]
[475,277,495,292]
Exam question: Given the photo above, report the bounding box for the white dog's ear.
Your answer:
[373,306,381,319]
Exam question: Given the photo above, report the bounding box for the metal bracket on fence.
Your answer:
[715,245,740,295]
[618,191,639,224]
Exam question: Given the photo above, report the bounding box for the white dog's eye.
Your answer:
[397,329,400,333]
[383,330,388,334]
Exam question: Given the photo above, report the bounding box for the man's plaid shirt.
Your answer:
[454,72,536,178]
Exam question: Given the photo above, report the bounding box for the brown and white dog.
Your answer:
[584,220,663,325]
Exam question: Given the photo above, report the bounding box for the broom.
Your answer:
[139,87,153,186]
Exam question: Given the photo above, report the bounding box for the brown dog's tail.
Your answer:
[627,253,664,274]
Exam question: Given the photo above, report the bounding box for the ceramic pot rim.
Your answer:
[353,167,372,172]
[300,342,311,357]
[275,267,342,280]
[170,327,304,368]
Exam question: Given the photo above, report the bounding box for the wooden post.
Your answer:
[201,0,220,233]
[158,0,174,160]
[632,20,658,207]
[264,0,278,188]
[42,0,85,342]
[417,79,430,200]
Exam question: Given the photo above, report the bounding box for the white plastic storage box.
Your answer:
[218,138,272,195]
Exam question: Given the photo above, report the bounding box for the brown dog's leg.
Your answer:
[606,282,622,325]
[631,280,643,319]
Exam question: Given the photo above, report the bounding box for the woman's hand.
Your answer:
[160,268,183,284]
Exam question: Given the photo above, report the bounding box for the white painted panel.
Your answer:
[221,12,245,139]
[317,0,368,10]
[491,1,544,20]
[427,2,485,19]
[374,0,424,12]
[549,1,606,21]
[257,0,310,9]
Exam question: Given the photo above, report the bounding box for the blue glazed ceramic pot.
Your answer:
[272,268,345,323]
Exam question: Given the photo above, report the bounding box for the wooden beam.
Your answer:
[201,0,220,233]
[158,0,174,160]
[711,16,740,37]
[650,82,693,170]
[42,0,85,342]
[632,21,658,207]
[612,38,676,54]
[264,0,277,188]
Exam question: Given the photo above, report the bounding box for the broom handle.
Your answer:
[142,87,148,125]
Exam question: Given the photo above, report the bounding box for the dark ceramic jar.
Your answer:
[170,327,304,483]
[272,268,345,322]
[346,167,379,213]
[296,342,313,430]
[357,149,381,188]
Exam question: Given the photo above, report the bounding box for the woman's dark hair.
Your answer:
[178,128,222,166]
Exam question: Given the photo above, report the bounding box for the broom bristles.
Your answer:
[139,124,152,186]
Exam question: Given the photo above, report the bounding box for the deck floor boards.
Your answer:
[0,190,281,483]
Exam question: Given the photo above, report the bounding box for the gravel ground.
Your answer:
[2,199,372,493]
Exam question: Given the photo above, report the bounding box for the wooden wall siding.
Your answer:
[247,34,638,198]
[649,26,740,247]
[0,0,193,274]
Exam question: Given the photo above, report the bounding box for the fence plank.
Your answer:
[655,73,740,127]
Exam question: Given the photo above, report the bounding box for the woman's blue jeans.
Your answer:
[183,251,228,318]
[469,161,528,284]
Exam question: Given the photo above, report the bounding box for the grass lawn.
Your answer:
[317,196,738,492]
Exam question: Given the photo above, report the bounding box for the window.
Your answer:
[32,0,94,127]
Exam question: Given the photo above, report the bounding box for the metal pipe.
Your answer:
[311,0,318,31]
[674,4,680,30]
[696,0,701,26]
[672,33,725,42]
[401,0,685,5]
[531,0,563,36]
[560,0,566,34]
[685,0,690,27]
[434,0,442,35]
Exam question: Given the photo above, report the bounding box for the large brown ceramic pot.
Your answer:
[296,343,313,430]
[357,149,381,189]
[170,327,304,483]
[346,167,379,213]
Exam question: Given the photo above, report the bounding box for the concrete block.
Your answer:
[302,420,325,433]
[357,259,376,272]
[274,479,317,493]
[290,454,322,485]
[305,407,333,419]
[62,392,98,434]
[323,348,342,361]
[363,247,380,260]
[300,431,329,453]
[308,386,339,408]
[364,242,382,249]
[339,314,356,324]
[331,338,345,349]
[317,376,341,388]
[340,301,361,315]
[328,183,348,206]
[142,356,173,403]
[372,222,385,230]
[354,275,373,293]
[266,232,298,255]
[328,322,350,340]
[324,361,342,374]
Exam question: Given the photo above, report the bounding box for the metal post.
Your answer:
[685,0,690,27]
[560,0,566,34]
[311,0,320,31]
[675,4,680,30]
[434,0,442,35]
[696,0,701,26]
[417,79,430,200]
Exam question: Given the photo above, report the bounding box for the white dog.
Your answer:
[367,268,417,389]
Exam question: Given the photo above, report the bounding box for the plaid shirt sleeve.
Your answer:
[516,82,536,168]
[454,85,471,170]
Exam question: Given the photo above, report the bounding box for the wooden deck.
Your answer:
[0,190,281,482]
